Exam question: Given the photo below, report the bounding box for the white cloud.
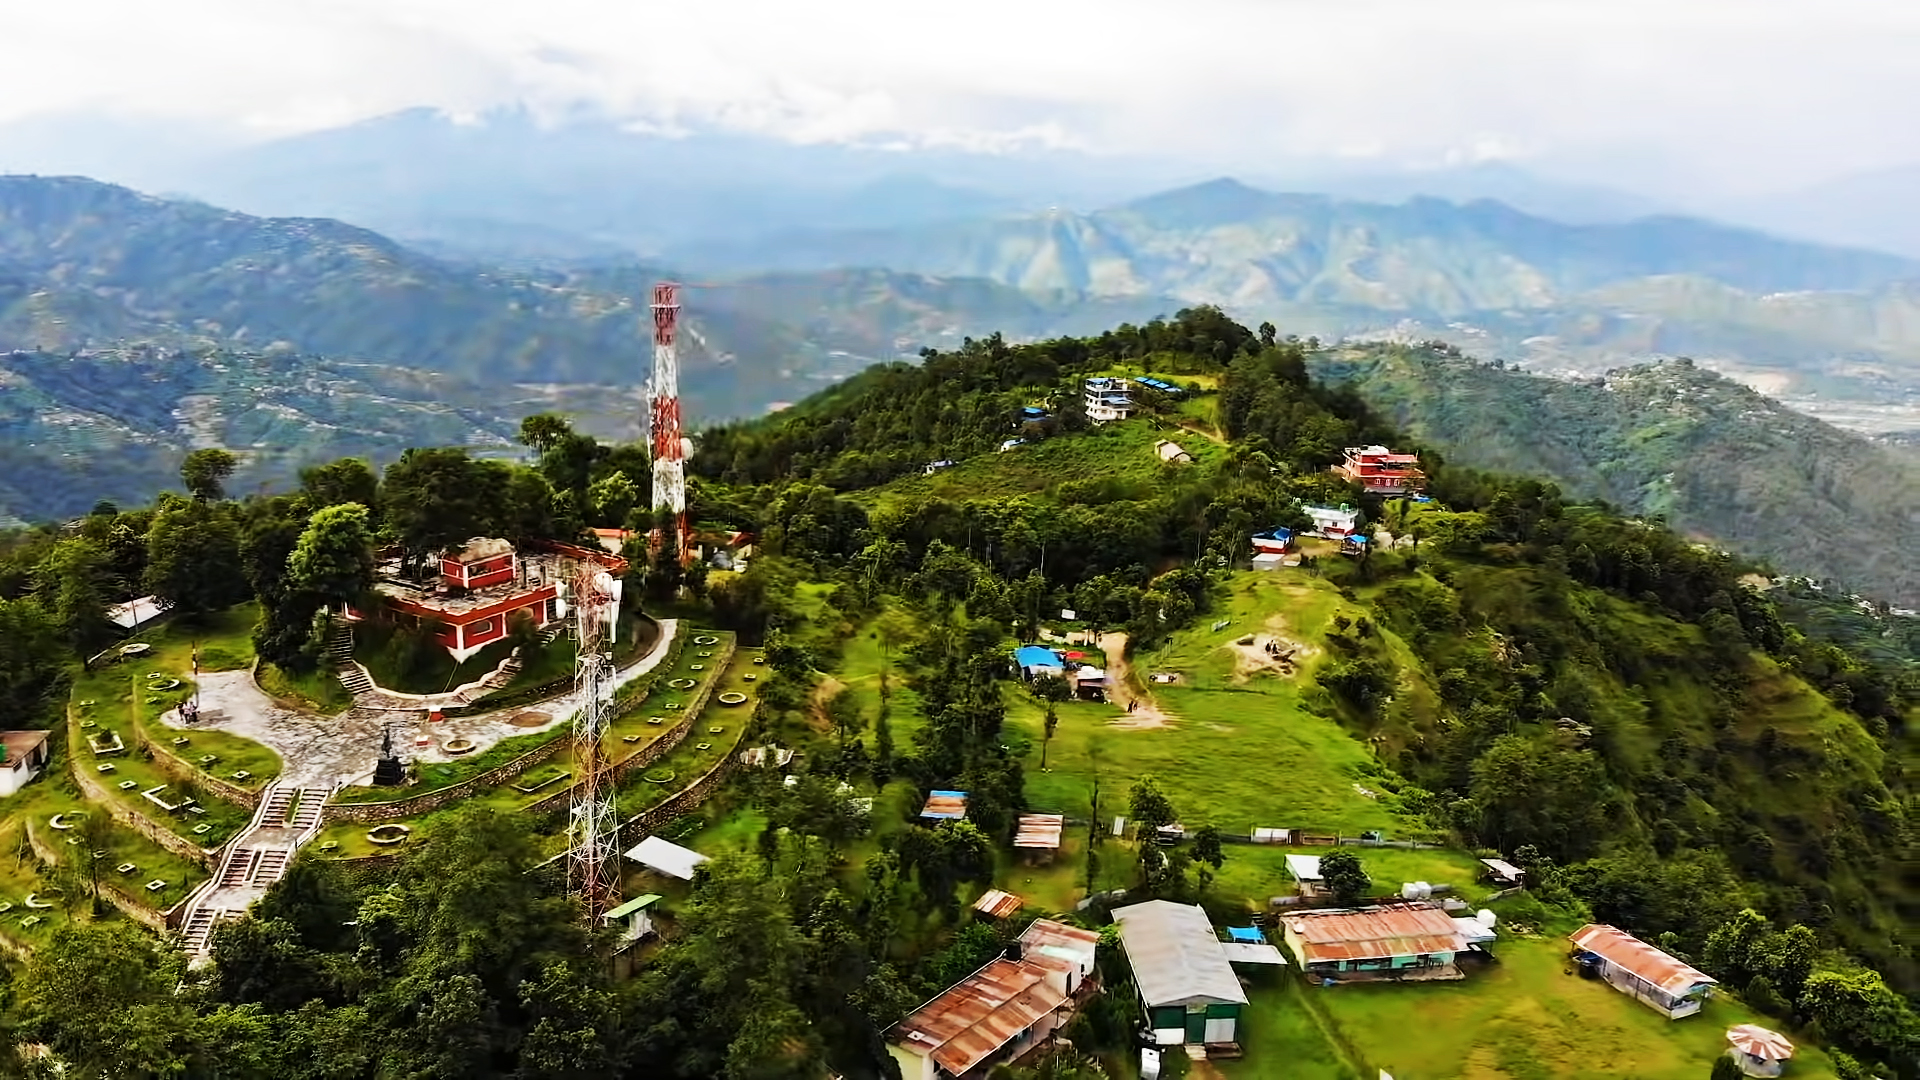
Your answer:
[1,0,1917,193]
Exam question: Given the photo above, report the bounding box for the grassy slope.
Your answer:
[858,417,1226,513]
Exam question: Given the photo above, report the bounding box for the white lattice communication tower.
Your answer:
[649,282,690,559]
[565,562,622,924]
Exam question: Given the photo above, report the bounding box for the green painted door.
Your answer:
[1185,1009,1206,1043]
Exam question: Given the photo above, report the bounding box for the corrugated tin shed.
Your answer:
[1283,905,1466,964]
[1021,919,1102,977]
[1112,900,1248,1007]
[1480,858,1525,882]
[623,836,710,881]
[1571,925,1718,996]
[920,790,969,820]
[1014,814,1065,849]
[973,889,1024,919]
[890,957,1069,1076]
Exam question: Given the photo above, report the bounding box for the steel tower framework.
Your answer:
[649,283,690,558]
[566,563,622,924]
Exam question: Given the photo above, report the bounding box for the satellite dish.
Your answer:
[594,570,615,596]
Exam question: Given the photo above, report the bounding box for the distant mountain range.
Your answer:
[1314,346,1920,605]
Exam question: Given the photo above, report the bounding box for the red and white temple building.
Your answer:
[1332,445,1426,495]
[348,537,627,662]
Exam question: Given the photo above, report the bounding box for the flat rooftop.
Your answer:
[373,550,567,616]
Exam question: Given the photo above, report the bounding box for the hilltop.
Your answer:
[1311,346,1920,605]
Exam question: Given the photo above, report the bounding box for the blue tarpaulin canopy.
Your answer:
[1015,645,1063,670]
[1227,926,1267,943]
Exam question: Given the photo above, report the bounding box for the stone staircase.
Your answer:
[327,621,376,696]
[178,783,333,958]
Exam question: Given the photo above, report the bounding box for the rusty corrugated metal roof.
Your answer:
[920,791,969,819]
[973,889,1024,919]
[1020,918,1100,966]
[890,957,1068,1076]
[1283,905,1466,964]
[1571,925,1717,996]
[1013,814,1065,849]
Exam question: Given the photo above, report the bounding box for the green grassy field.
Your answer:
[860,418,1223,512]
[1305,931,1840,1080]
[70,605,284,793]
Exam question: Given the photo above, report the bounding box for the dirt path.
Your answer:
[808,675,845,733]
[1097,632,1177,729]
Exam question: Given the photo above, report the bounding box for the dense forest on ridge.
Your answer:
[0,307,1911,1078]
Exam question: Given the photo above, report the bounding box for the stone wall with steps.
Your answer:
[524,637,737,817]
[321,625,693,824]
[22,820,177,933]
[320,733,572,824]
[67,746,221,871]
[132,711,263,811]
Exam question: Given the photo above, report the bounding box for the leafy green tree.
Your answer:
[9,924,197,1076]
[1128,777,1176,835]
[1192,825,1225,870]
[286,503,377,609]
[144,500,245,618]
[181,447,238,502]
[513,962,622,1079]
[824,686,866,751]
[0,597,72,716]
[587,471,639,528]
[381,448,490,573]
[1319,849,1370,905]
[33,537,117,652]
[1710,1054,1745,1080]
[299,457,379,512]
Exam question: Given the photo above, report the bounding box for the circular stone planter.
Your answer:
[443,738,477,755]
[643,769,676,784]
[366,824,412,846]
[667,678,697,690]
[690,664,704,671]
[149,678,182,691]
[717,692,748,706]
[692,635,719,645]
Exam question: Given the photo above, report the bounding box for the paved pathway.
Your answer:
[162,619,679,790]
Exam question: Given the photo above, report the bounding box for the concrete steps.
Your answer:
[336,665,375,695]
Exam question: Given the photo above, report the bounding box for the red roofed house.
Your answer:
[1281,903,1470,982]
[1570,924,1718,1019]
[1332,445,1426,494]
[349,537,627,663]
[887,918,1100,1080]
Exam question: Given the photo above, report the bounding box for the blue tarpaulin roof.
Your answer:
[1227,926,1267,943]
[1015,645,1063,669]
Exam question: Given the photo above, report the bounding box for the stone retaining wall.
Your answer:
[327,852,407,888]
[525,638,737,817]
[68,752,220,870]
[321,628,696,824]
[617,754,741,847]
[133,714,262,811]
[322,734,572,824]
[22,821,175,933]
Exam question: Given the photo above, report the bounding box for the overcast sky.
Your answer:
[4,0,1918,198]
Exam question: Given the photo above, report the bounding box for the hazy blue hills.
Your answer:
[1314,345,1920,604]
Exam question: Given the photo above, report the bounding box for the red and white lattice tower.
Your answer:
[565,561,622,925]
[649,283,690,558]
